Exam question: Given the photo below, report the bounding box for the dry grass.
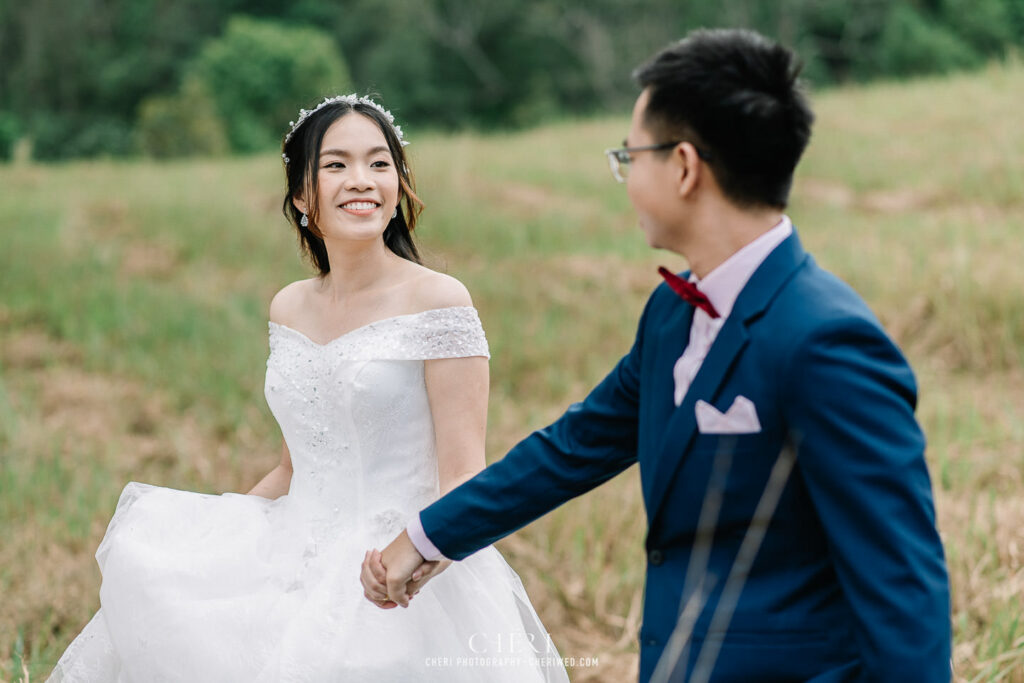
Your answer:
[2,61,1023,681]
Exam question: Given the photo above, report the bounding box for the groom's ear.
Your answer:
[674,142,704,199]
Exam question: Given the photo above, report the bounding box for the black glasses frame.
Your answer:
[603,141,713,183]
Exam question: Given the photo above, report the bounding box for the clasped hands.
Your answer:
[360,530,451,608]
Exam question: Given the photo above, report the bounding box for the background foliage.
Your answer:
[1,0,1023,160]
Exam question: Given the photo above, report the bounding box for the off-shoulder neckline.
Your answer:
[268,305,478,348]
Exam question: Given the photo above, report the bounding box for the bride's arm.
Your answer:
[425,355,490,495]
[246,439,293,499]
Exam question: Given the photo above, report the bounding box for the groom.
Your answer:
[364,29,951,682]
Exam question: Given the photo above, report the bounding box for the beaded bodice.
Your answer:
[264,307,489,541]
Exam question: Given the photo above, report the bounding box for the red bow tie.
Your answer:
[658,266,721,319]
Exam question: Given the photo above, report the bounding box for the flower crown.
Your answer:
[281,94,408,164]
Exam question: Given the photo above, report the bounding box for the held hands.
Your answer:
[361,530,451,608]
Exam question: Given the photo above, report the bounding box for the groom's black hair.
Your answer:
[633,28,813,209]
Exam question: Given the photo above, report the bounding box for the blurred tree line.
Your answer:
[0,0,1021,161]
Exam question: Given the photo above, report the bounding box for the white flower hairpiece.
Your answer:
[281,94,408,165]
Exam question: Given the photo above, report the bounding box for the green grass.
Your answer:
[2,60,1023,681]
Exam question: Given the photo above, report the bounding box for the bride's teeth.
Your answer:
[343,202,377,210]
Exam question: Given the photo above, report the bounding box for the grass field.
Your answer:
[2,60,1023,681]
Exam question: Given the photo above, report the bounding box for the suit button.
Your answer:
[648,549,664,566]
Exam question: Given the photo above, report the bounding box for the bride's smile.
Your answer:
[339,200,381,215]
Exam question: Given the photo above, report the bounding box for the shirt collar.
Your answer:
[692,215,793,320]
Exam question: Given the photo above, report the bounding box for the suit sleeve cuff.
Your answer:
[407,512,448,561]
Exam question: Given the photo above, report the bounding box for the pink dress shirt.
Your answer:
[671,216,792,404]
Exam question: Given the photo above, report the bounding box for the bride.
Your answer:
[49,94,568,682]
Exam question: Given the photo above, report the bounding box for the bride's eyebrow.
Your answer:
[321,146,391,158]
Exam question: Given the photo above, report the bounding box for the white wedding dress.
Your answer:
[50,307,568,682]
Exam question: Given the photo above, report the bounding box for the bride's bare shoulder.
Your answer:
[269,278,318,326]
[401,263,473,312]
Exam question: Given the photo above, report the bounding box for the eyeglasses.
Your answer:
[603,141,713,183]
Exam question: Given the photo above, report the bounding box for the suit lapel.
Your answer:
[640,298,694,503]
[645,231,810,521]
[646,315,750,517]
[651,298,695,408]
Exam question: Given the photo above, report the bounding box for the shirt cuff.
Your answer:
[407,513,448,561]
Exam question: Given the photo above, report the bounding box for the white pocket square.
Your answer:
[695,395,762,434]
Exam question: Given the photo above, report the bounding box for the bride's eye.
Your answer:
[371,160,392,169]
[324,161,345,169]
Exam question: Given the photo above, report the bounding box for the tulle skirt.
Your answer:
[50,483,568,682]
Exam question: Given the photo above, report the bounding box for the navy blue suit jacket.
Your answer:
[421,231,951,682]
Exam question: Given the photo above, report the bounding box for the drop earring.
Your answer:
[300,212,309,227]
[391,208,398,220]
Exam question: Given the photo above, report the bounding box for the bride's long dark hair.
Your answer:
[280,100,423,274]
